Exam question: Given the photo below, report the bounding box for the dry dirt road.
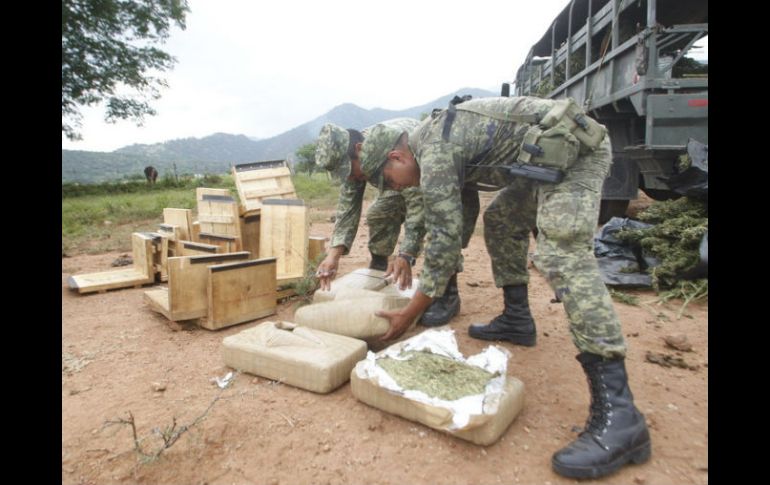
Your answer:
[62,197,707,485]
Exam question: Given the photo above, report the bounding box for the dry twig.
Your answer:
[105,391,224,463]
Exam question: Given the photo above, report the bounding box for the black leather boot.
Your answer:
[552,352,651,479]
[468,285,536,346]
[369,253,388,271]
[420,273,460,326]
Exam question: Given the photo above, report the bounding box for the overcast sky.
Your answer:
[62,0,707,153]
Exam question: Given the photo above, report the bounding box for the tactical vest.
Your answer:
[454,97,607,172]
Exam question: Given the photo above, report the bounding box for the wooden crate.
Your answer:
[157,224,182,256]
[204,257,278,330]
[162,208,192,241]
[196,188,242,250]
[239,212,260,260]
[68,233,156,294]
[144,252,251,322]
[259,199,309,281]
[232,161,296,215]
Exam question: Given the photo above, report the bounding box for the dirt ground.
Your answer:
[61,194,708,485]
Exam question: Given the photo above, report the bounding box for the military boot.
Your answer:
[420,273,460,327]
[369,253,389,272]
[468,284,536,346]
[552,352,651,479]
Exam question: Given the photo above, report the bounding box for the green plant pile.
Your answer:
[377,351,496,401]
[608,288,639,306]
[615,197,708,296]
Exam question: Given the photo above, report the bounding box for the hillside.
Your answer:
[61,88,496,183]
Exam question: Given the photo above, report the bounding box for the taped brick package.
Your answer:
[222,321,367,393]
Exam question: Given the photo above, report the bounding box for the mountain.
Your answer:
[62,87,497,183]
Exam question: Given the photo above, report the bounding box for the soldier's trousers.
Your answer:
[365,190,406,257]
[368,188,478,265]
[482,136,626,358]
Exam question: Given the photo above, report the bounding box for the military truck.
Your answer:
[504,0,707,222]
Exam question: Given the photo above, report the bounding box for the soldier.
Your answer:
[358,96,651,479]
[314,119,467,326]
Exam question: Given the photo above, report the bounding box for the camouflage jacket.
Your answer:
[329,184,424,256]
[408,97,565,297]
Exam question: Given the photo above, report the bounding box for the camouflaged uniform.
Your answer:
[363,97,625,358]
[321,118,425,258]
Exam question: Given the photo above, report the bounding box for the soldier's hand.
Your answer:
[385,256,412,290]
[316,255,340,291]
[377,309,413,341]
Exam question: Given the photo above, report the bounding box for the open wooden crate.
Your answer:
[232,160,296,216]
[144,252,277,330]
[68,233,157,294]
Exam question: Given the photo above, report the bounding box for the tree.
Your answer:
[62,0,190,141]
[294,143,317,175]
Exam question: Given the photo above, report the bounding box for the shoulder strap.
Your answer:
[455,101,541,124]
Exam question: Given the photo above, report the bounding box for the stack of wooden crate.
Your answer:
[68,159,328,331]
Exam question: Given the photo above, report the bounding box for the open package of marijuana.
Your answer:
[350,329,524,445]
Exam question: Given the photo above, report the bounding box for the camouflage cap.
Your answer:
[315,123,351,180]
[359,123,405,190]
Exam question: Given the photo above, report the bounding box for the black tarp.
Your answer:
[594,217,658,287]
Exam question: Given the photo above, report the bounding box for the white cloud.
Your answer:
[63,0,571,152]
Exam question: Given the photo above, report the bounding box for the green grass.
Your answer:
[62,188,201,254]
[293,171,379,206]
[292,172,341,207]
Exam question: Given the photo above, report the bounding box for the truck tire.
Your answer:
[598,199,630,224]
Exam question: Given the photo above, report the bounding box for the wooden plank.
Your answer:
[242,186,296,199]
[308,236,327,266]
[143,289,173,320]
[198,205,239,234]
[68,268,154,294]
[178,240,220,256]
[198,232,238,253]
[204,258,277,330]
[166,252,252,321]
[132,232,155,278]
[239,213,260,262]
[259,199,309,280]
[196,188,242,249]
[197,214,237,224]
[144,288,203,327]
[191,221,201,242]
[158,224,182,241]
[142,231,169,282]
[236,167,294,182]
[196,187,232,198]
[158,224,182,256]
[162,208,192,241]
[157,234,169,282]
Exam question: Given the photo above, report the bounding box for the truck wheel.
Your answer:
[598,199,630,224]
